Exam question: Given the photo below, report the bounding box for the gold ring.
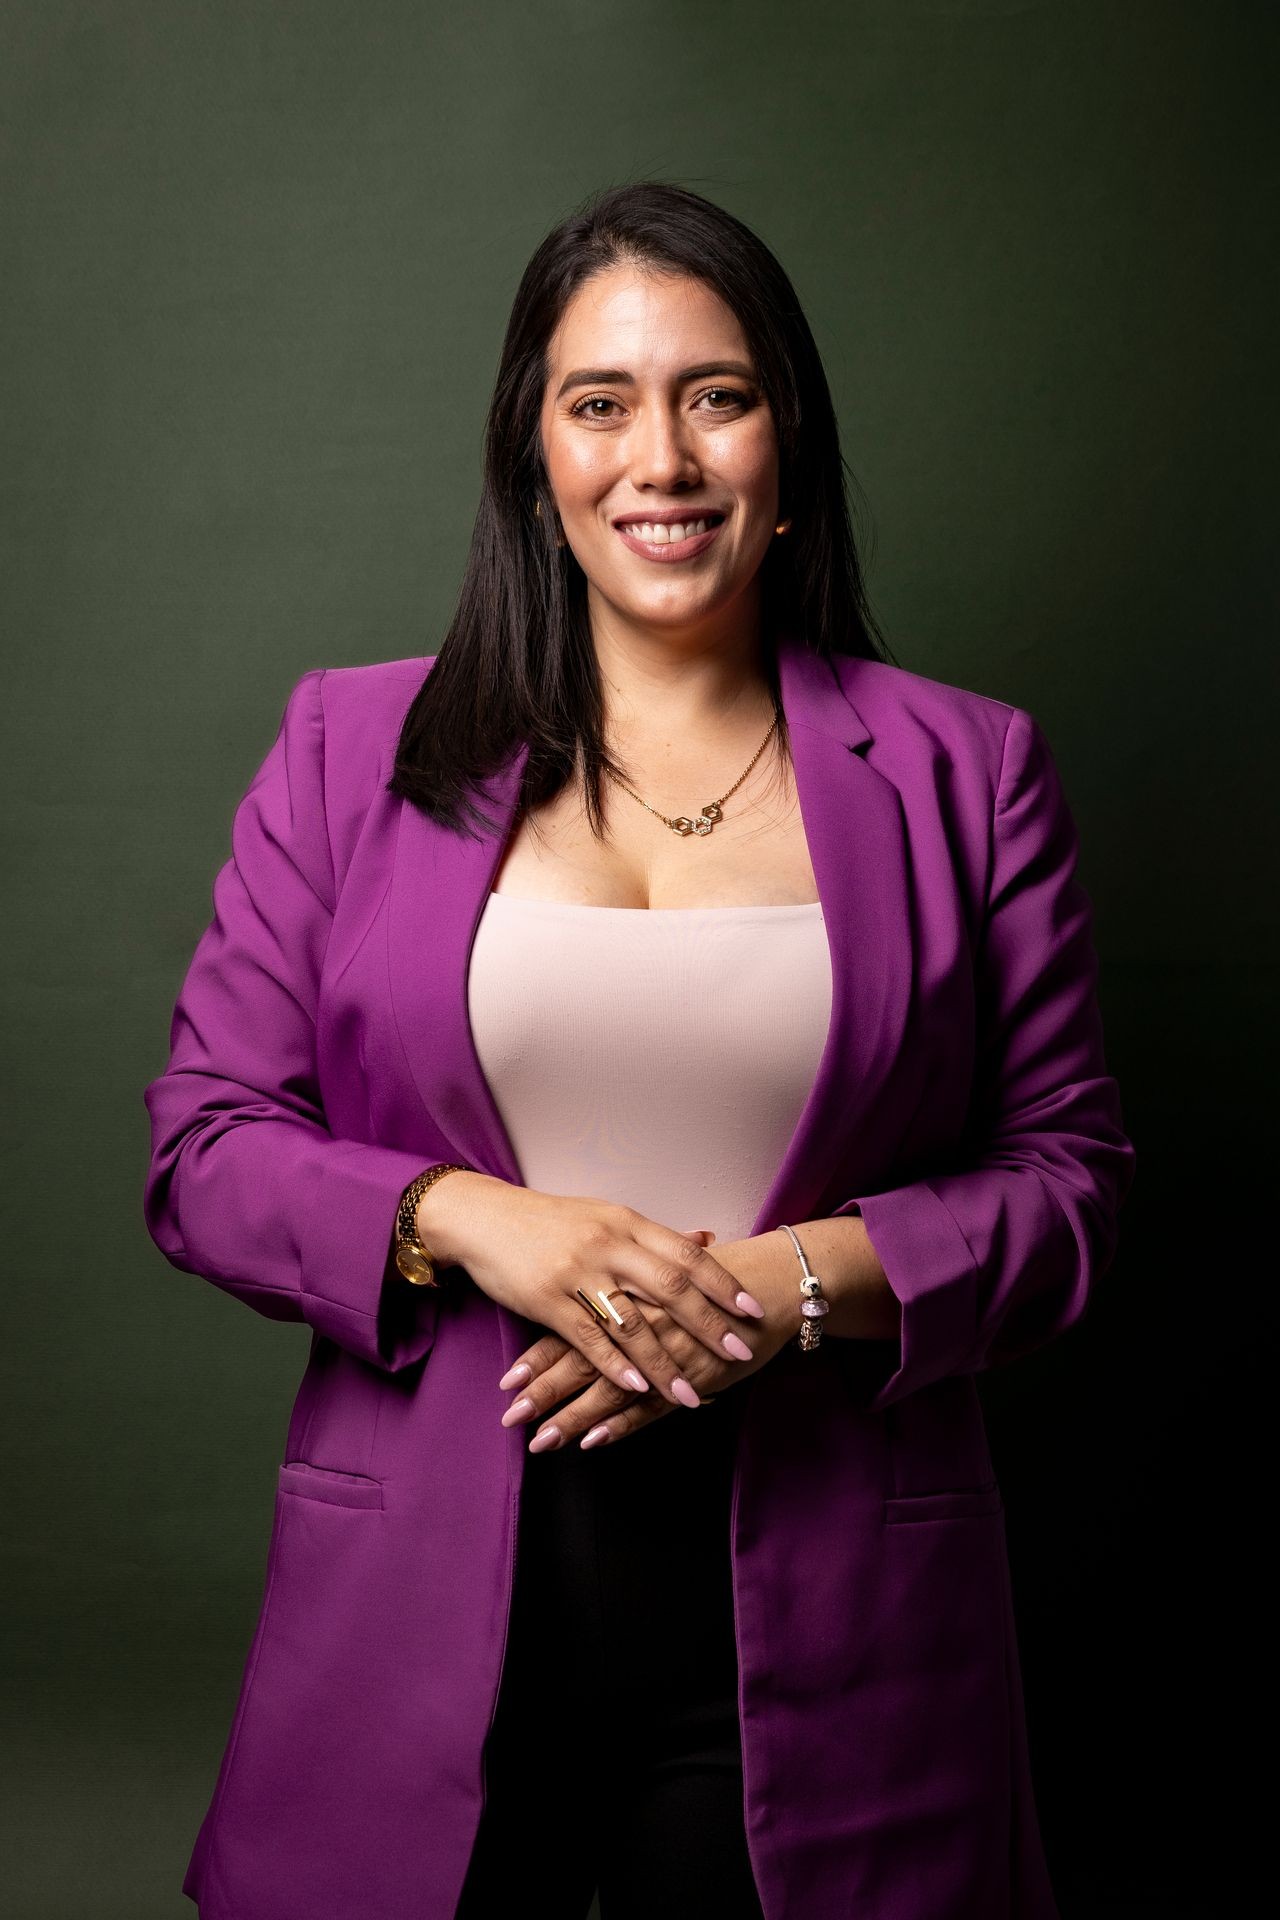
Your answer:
[574,1286,626,1328]
[575,1287,718,1404]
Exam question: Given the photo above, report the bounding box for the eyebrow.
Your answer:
[554,360,759,400]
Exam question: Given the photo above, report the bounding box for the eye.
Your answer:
[567,386,754,421]
[569,394,622,419]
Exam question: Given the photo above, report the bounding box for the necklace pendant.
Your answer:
[670,803,721,838]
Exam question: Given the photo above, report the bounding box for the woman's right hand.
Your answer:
[416,1172,764,1408]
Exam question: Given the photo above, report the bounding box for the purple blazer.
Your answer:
[143,630,1136,1920]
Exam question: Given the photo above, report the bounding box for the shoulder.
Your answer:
[832,655,1072,865]
[319,654,436,695]
[293,654,435,779]
[836,653,1020,772]
[264,659,435,879]
[835,655,1082,906]
[315,654,435,726]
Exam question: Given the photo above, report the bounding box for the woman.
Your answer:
[143,182,1136,1920]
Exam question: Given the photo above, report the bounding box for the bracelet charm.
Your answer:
[777,1223,829,1353]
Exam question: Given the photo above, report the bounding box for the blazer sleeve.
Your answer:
[142,668,446,1373]
[829,704,1137,1411]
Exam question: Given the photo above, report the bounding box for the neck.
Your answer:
[588,605,777,756]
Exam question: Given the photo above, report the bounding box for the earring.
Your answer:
[534,498,567,548]
[774,517,792,535]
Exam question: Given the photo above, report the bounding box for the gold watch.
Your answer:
[394,1164,472,1287]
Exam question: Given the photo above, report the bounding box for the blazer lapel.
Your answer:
[753,634,913,1230]
[387,750,530,1189]
[385,630,913,1235]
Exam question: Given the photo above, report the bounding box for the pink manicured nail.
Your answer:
[498,1362,531,1390]
[528,1425,562,1452]
[580,1425,611,1450]
[671,1377,701,1409]
[735,1291,765,1317]
[501,1396,535,1427]
[622,1367,650,1393]
[722,1331,754,1361]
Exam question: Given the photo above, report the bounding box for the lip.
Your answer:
[614,516,726,563]
[612,509,726,527]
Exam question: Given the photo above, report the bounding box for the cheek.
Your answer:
[549,433,614,505]
[730,433,780,504]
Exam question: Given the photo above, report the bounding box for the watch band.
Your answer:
[394,1163,472,1287]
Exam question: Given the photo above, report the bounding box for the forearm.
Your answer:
[775,1215,899,1342]
[413,1173,898,1346]
[412,1168,510,1268]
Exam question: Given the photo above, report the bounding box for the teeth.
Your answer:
[619,518,713,544]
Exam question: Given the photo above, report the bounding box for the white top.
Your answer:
[466,895,832,1244]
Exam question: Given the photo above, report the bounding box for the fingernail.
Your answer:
[528,1425,562,1452]
[722,1331,754,1361]
[580,1425,612,1449]
[735,1291,765,1318]
[501,1396,535,1427]
[623,1367,650,1393]
[498,1362,531,1390]
[671,1376,701,1409]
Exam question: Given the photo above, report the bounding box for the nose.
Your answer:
[627,402,702,493]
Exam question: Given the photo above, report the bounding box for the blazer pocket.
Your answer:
[277,1460,384,1510]
[882,1480,1004,1525]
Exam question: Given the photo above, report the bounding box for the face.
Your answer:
[539,266,781,647]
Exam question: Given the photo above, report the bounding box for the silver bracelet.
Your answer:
[776,1224,829,1353]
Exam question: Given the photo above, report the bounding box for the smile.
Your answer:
[614,517,725,563]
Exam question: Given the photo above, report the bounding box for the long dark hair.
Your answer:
[388,180,895,839]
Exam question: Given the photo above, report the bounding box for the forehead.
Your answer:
[547,266,750,367]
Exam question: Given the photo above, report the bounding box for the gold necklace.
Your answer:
[601,705,782,837]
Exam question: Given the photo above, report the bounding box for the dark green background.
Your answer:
[3,3,1271,1914]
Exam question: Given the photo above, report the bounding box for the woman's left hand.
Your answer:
[496,1229,799,1452]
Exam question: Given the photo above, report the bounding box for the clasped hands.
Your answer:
[415,1179,844,1454]
[495,1225,800,1453]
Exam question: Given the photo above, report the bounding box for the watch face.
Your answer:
[395,1243,436,1286]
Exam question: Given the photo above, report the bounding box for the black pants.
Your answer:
[456,1382,767,1920]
